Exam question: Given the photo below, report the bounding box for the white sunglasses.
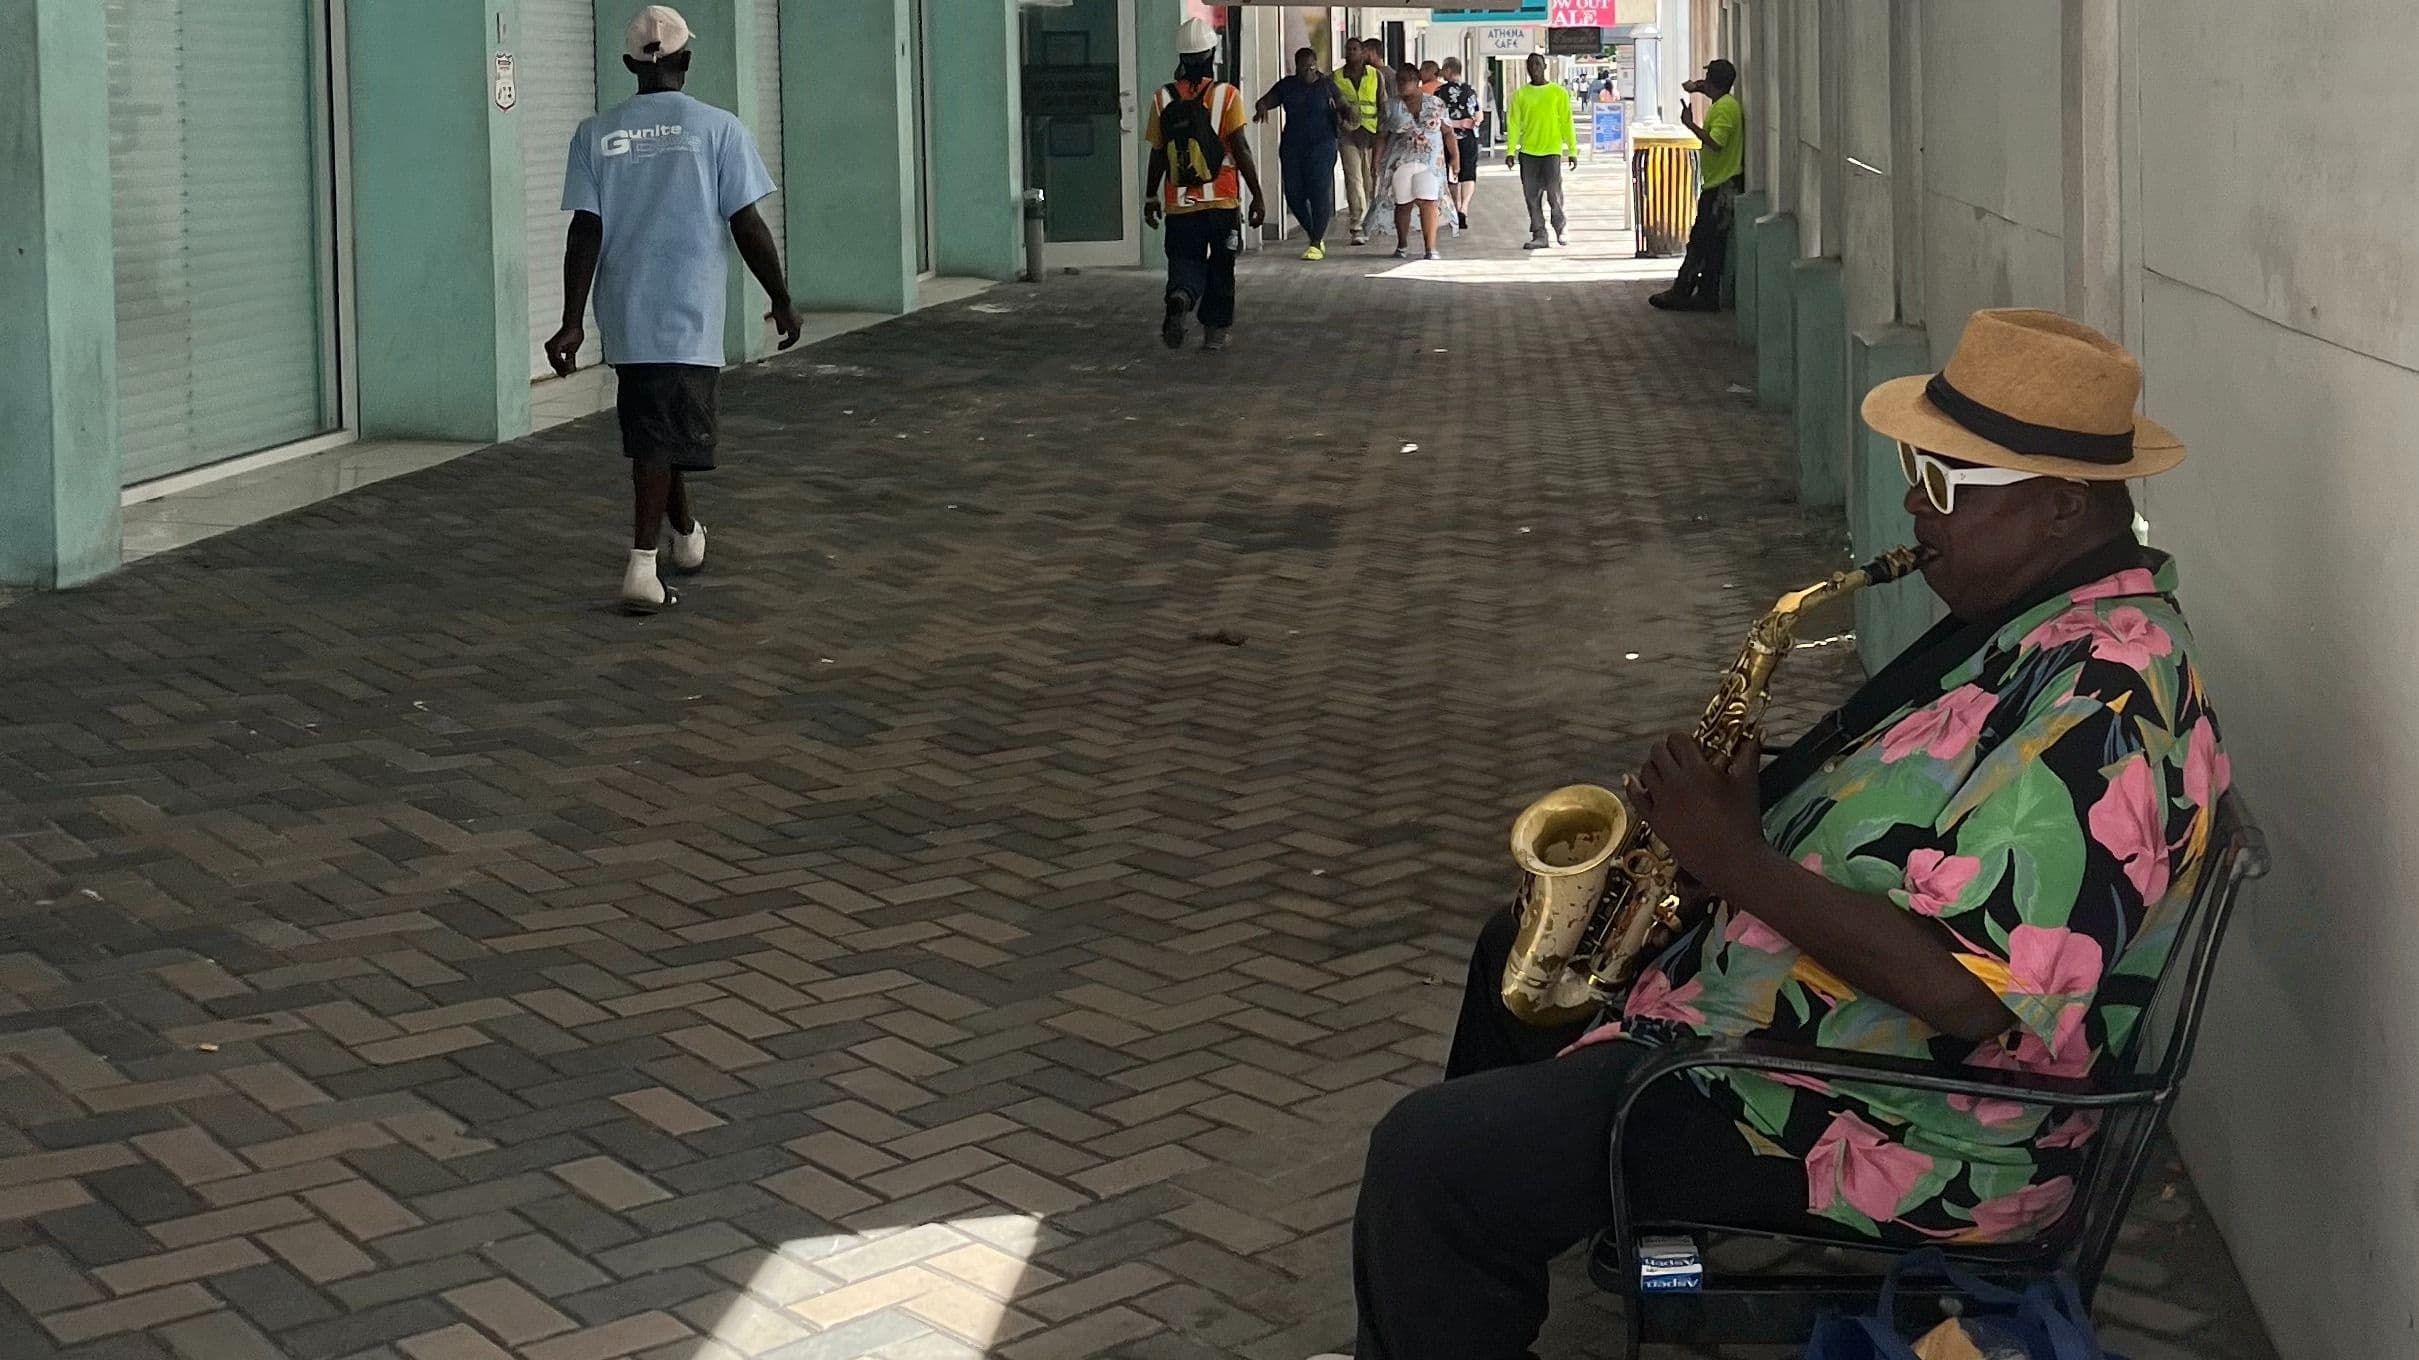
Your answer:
[1897,444,2049,515]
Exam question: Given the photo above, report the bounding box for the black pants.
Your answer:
[1517,153,1568,242]
[1163,207,1239,330]
[1280,141,1338,245]
[1351,909,1803,1360]
[1672,179,1740,305]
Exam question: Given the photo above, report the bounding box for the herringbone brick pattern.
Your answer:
[0,170,2269,1359]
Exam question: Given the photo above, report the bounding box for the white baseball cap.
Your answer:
[626,5,693,62]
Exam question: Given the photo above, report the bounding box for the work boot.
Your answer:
[1648,289,1680,309]
[1161,291,1191,350]
[1522,236,1550,251]
[1202,327,1230,352]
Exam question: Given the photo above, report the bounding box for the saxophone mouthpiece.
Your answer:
[1863,544,1940,586]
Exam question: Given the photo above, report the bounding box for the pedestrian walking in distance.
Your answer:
[1505,52,1577,249]
[1255,46,1353,260]
[1366,64,1458,262]
[1437,58,1483,233]
[1143,18,1265,353]
[1652,59,1747,312]
[1333,39,1382,246]
[547,5,800,615]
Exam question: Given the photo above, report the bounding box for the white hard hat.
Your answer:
[1177,16,1217,54]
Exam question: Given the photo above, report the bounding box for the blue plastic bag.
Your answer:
[1802,1249,2126,1360]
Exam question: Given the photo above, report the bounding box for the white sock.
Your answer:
[623,548,663,604]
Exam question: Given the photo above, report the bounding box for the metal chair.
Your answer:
[1588,792,2268,1357]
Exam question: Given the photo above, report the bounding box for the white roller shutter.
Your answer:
[522,0,602,379]
[754,0,786,275]
[105,0,335,484]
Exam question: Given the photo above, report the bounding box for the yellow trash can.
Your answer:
[1631,129,1702,258]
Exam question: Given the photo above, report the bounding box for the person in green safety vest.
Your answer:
[1332,38,1382,247]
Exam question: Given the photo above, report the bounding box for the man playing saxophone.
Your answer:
[1313,311,2233,1360]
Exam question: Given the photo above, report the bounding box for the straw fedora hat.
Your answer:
[1861,309,2183,481]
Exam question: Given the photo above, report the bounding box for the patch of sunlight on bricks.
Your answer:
[695,1214,1046,1359]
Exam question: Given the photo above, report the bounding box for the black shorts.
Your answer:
[615,364,720,471]
[1455,132,1481,183]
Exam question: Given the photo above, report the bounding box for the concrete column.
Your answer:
[1887,0,1924,325]
[1770,0,1797,217]
[929,0,1025,279]
[1732,189,1771,345]
[594,0,770,359]
[1792,257,1847,507]
[1754,212,1800,409]
[351,0,532,443]
[1816,0,1846,260]
[0,0,120,587]
[789,0,917,314]
[2060,0,2123,336]
[1849,325,1943,670]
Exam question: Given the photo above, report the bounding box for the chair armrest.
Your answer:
[1611,1035,2167,1119]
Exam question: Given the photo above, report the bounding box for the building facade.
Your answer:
[1725,3,2413,1356]
[2,0,1080,589]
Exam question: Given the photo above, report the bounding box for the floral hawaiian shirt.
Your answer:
[1622,547,2231,1244]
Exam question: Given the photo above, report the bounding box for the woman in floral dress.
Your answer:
[1363,64,1459,260]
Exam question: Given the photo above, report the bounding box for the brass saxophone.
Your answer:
[1499,546,1935,1027]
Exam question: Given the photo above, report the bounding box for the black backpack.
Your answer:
[1160,82,1228,189]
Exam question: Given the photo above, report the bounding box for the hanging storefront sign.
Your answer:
[1429,2,1547,22]
[1477,23,1543,55]
[1548,25,1604,55]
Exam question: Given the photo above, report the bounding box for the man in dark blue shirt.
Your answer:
[1255,47,1352,259]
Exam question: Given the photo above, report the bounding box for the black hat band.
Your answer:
[1924,373,2135,465]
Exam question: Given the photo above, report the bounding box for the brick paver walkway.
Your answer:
[0,168,2270,1360]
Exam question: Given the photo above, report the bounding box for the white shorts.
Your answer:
[1391,163,1441,203]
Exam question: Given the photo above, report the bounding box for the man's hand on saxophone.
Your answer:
[1626,732,1765,876]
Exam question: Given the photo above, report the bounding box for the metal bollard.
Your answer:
[1023,188,1047,283]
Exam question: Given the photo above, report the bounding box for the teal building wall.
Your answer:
[0,0,120,588]
[351,0,531,445]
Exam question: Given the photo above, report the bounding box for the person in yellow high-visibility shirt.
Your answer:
[1653,58,1746,311]
[1332,38,1382,246]
[1503,52,1577,250]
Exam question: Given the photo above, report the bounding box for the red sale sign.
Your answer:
[1548,1,1633,24]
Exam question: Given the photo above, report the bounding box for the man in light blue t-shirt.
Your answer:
[547,5,802,615]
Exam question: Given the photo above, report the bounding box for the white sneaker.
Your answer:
[667,520,707,573]
[620,548,673,615]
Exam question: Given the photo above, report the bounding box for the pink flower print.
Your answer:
[2090,756,2172,902]
[2007,925,2105,1002]
[1804,1109,1936,1223]
[1879,686,1997,765]
[2021,610,2102,655]
[2092,607,2175,669]
[1971,1003,2094,1078]
[1724,910,1792,954]
[1963,1176,2077,1241]
[2022,605,2172,669]
[2070,568,2158,604]
[1623,969,1705,1025]
[2183,717,2232,808]
[1948,1092,2031,1128]
[1901,849,1982,917]
[1772,1072,1833,1095]
[2037,1111,2101,1150]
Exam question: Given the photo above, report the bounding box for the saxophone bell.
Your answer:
[1500,785,1630,1028]
[1495,545,1931,1027]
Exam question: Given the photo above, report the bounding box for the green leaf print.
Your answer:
[1954,757,2085,928]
